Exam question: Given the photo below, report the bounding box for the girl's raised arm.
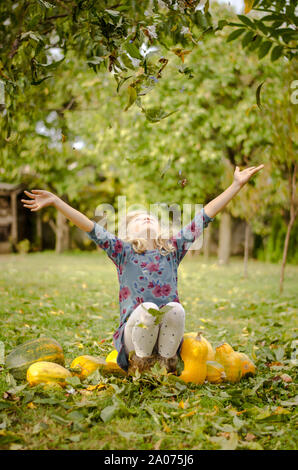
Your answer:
[203,164,264,219]
[21,189,93,232]
[22,189,128,267]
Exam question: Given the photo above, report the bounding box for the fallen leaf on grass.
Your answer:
[273,406,290,415]
[51,414,71,426]
[27,402,36,409]
[86,384,106,391]
[245,433,256,441]
[209,431,238,450]
[162,420,171,433]
[154,438,163,450]
[280,374,292,383]
[180,410,196,418]
[3,392,20,402]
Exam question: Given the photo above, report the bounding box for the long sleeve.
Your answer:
[170,207,214,265]
[86,221,128,268]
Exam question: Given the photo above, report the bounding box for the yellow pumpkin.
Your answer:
[215,343,242,383]
[104,350,124,373]
[70,355,105,379]
[27,361,71,386]
[238,352,256,377]
[105,349,118,364]
[183,332,215,361]
[179,333,208,384]
[206,361,226,384]
[71,354,125,378]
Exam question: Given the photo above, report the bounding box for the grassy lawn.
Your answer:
[0,251,297,450]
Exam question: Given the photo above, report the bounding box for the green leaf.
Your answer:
[20,31,43,42]
[270,46,284,62]
[105,9,121,17]
[260,14,285,22]
[124,42,142,60]
[31,75,52,85]
[256,21,269,36]
[87,57,105,66]
[100,403,119,423]
[274,346,285,361]
[143,106,179,123]
[256,81,265,109]
[258,40,272,59]
[141,404,160,425]
[161,157,173,178]
[237,15,256,29]
[35,57,65,69]
[51,414,70,425]
[37,0,56,8]
[248,34,262,50]
[65,376,81,387]
[124,86,137,111]
[116,75,133,93]
[226,29,246,43]
[242,30,255,47]
[176,354,184,375]
[216,19,228,31]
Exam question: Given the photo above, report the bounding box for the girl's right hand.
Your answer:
[21,189,57,211]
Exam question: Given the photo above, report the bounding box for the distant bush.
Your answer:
[255,215,298,265]
[16,239,30,254]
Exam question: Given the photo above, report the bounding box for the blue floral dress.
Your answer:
[87,207,214,372]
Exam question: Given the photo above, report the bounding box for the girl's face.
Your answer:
[127,213,159,240]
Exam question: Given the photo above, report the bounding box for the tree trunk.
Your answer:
[280,163,297,294]
[279,217,295,294]
[56,210,69,253]
[243,221,251,278]
[11,191,18,249]
[218,211,231,265]
[36,211,42,251]
[203,223,212,261]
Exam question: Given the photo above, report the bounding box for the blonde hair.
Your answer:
[119,210,176,255]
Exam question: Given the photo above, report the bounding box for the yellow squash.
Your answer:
[27,361,71,386]
[238,352,256,377]
[5,337,65,380]
[105,349,118,364]
[70,355,105,379]
[183,332,215,361]
[105,350,126,374]
[71,353,125,379]
[179,333,208,384]
[215,343,242,383]
[206,361,226,384]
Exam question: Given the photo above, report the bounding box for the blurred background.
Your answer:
[0,0,297,271]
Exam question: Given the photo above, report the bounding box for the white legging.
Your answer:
[124,301,185,359]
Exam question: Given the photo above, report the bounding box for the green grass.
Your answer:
[0,251,297,450]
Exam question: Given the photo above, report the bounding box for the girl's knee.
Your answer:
[164,302,185,320]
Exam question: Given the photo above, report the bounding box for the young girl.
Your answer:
[21,164,264,373]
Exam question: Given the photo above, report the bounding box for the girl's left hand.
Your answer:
[234,164,264,188]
